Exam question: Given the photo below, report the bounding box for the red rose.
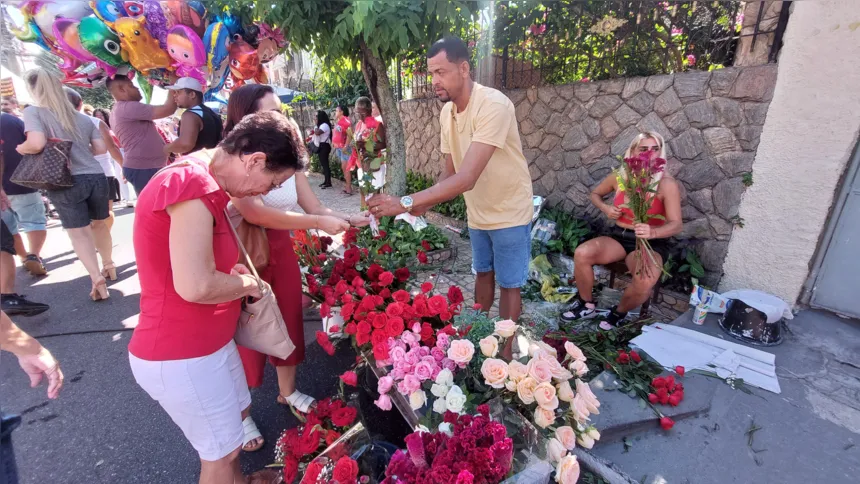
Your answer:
[367,264,383,281]
[341,293,353,304]
[343,228,358,246]
[373,342,390,361]
[378,271,395,286]
[329,325,341,333]
[665,376,676,389]
[656,387,668,398]
[675,366,685,377]
[417,250,428,264]
[351,276,364,289]
[332,456,359,483]
[334,280,349,296]
[331,406,358,428]
[316,254,327,262]
[372,313,388,329]
[658,392,670,405]
[427,295,447,316]
[421,240,432,251]
[660,416,675,430]
[616,351,630,364]
[630,350,642,363]
[473,303,482,310]
[356,332,370,346]
[439,324,457,336]
[675,383,684,392]
[344,247,360,266]
[440,311,452,321]
[301,461,325,484]
[322,341,336,356]
[652,377,666,388]
[386,302,405,318]
[379,288,391,299]
[378,244,393,255]
[421,282,433,293]
[357,321,372,334]
[395,267,410,282]
[386,317,404,338]
[295,426,321,456]
[345,322,358,335]
[312,266,322,274]
[668,393,682,407]
[320,303,332,318]
[392,290,411,303]
[420,322,435,346]
[282,455,299,484]
[356,287,367,297]
[447,286,464,305]
[325,429,342,446]
[339,371,358,386]
[648,393,659,404]
[315,331,330,347]
[371,329,388,347]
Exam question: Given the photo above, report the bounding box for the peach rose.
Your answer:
[557,380,575,403]
[516,377,539,404]
[570,394,591,423]
[508,360,528,382]
[577,433,595,450]
[534,406,555,429]
[527,359,554,383]
[564,342,586,362]
[479,335,499,357]
[549,361,573,382]
[546,438,567,463]
[569,360,589,378]
[481,358,509,389]
[555,426,577,451]
[575,379,600,414]
[534,381,559,411]
[447,339,475,366]
[555,455,581,484]
[494,319,519,338]
[505,380,517,392]
[529,342,558,359]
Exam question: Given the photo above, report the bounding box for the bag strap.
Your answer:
[222,207,264,288]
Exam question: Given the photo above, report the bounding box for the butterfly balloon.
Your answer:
[166,26,207,84]
[114,16,172,75]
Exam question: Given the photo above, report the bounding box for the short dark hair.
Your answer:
[181,88,202,103]
[338,104,349,116]
[220,111,304,173]
[427,36,470,63]
[64,87,83,109]
[93,108,111,127]
[105,75,133,91]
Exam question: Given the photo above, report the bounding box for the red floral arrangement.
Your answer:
[380,405,514,484]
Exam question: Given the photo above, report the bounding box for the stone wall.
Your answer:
[400,66,778,282]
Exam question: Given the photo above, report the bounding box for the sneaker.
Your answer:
[560,298,597,322]
[598,307,629,330]
[1,293,50,316]
[22,254,47,276]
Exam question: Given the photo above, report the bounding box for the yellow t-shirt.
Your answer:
[440,84,533,230]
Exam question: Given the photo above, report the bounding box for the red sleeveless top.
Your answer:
[614,189,666,227]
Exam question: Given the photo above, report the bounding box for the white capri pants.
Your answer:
[129,340,252,461]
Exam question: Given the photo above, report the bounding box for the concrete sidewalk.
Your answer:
[591,309,860,484]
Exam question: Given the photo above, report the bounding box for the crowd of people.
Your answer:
[1,35,681,484]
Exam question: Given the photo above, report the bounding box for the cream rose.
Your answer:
[479,335,499,357]
[481,358,509,389]
[527,359,554,383]
[564,342,586,362]
[534,406,555,429]
[534,381,559,411]
[570,394,591,423]
[557,380,575,403]
[577,434,595,450]
[494,319,518,338]
[555,455,581,484]
[575,379,600,414]
[555,426,577,450]
[549,361,573,382]
[432,396,448,414]
[445,385,467,413]
[447,340,475,366]
[529,341,558,358]
[409,390,427,410]
[505,380,517,392]
[508,360,528,382]
[516,377,539,405]
[546,438,567,463]
[569,359,589,378]
[587,428,601,441]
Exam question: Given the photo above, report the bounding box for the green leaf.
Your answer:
[370,158,382,170]
[638,398,647,409]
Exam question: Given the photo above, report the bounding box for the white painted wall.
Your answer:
[720,1,860,305]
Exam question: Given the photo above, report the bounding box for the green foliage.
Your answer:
[742,172,754,187]
[535,207,593,256]
[406,171,467,222]
[356,216,449,261]
[454,307,498,373]
[303,65,369,111]
[78,86,115,110]
[307,152,348,183]
[661,248,705,293]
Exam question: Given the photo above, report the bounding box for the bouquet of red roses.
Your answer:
[615,151,668,276]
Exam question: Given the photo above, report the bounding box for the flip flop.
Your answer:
[242,416,264,452]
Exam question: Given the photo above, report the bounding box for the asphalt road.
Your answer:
[1,207,354,483]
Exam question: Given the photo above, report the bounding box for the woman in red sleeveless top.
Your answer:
[561,132,683,329]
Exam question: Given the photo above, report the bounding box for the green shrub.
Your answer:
[406,171,467,221]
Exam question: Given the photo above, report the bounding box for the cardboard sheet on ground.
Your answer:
[631,323,781,394]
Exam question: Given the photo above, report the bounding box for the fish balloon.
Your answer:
[114,16,172,75]
[79,16,129,78]
[166,25,207,84]
[203,20,231,101]
[228,38,267,89]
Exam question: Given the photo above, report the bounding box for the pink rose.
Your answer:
[534,381,559,410]
[378,376,394,394]
[494,319,518,338]
[480,358,509,389]
[404,350,420,365]
[411,323,421,333]
[575,379,600,414]
[527,359,554,383]
[442,358,457,371]
[557,380,575,403]
[555,455,581,484]
[564,342,586,362]
[447,340,475,367]
[413,361,434,381]
[516,377,539,405]
[549,361,573,382]
[555,426,577,450]
[571,395,591,423]
[569,360,589,378]
[390,368,405,380]
[374,394,392,411]
[546,438,567,463]
[401,331,418,347]
[508,360,528,382]
[418,346,430,357]
[398,374,420,395]
[436,333,450,349]
[431,347,445,361]
[479,335,499,357]
[529,342,558,359]
[389,346,407,362]
[534,406,555,429]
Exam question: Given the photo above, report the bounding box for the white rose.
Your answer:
[546,438,567,463]
[445,385,467,413]
[505,380,517,392]
[577,434,595,449]
[435,368,454,386]
[409,390,427,410]
[431,383,450,398]
[557,380,575,403]
[494,319,518,338]
[569,360,589,378]
[564,342,586,362]
[432,396,448,414]
[479,335,499,357]
[587,428,601,441]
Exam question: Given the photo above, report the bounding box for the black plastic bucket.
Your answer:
[719,298,783,346]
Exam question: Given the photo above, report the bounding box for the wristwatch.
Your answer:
[400,195,414,213]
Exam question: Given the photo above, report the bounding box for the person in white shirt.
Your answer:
[312,110,333,188]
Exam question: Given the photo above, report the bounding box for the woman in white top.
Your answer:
[313,110,333,189]
[223,84,370,453]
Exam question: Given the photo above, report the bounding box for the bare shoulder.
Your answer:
[658,175,681,196]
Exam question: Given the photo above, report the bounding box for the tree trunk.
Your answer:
[359,39,407,196]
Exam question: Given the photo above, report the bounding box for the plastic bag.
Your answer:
[531,218,556,243]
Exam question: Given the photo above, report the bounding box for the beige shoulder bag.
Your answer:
[224,208,295,360]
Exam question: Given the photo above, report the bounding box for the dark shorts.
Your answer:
[605,227,669,261]
[1,220,15,255]
[122,167,161,196]
[46,174,110,229]
[106,176,121,202]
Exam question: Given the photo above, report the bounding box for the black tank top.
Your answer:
[179,104,222,154]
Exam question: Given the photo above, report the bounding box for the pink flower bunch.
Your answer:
[381,405,513,484]
[624,151,667,176]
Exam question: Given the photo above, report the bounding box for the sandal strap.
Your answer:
[284,391,316,413]
[242,417,262,445]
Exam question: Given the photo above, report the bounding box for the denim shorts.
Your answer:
[46,174,109,229]
[334,147,352,163]
[469,223,532,289]
[0,192,47,234]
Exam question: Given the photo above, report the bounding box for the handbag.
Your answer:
[226,205,269,271]
[10,109,74,190]
[225,208,295,360]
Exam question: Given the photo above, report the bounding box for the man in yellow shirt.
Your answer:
[369,37,533,320]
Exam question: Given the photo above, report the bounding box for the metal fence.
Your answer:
[395,0,791,100]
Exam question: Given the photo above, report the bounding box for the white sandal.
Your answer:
[242,416,264,452]
[278,390,316,413]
